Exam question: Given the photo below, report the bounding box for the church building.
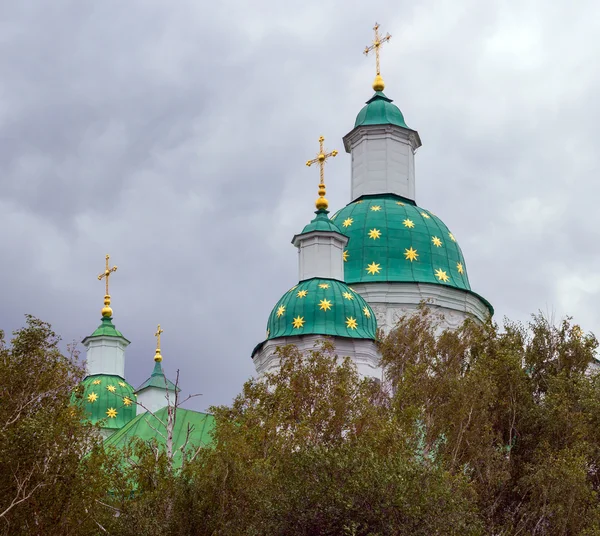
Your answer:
[76,23,492,451]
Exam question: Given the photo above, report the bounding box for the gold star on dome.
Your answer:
[123,397,133,407]
[421,212,431,219]
[343,291,354,300]
[435,268,450,282]
[106,408,118,419]
[118,381,126,387]
[432,236,443,247]
[366,262,381,275]
[319,299,332,311]
[396,201,404,206]
[403,219,415,229]
[368,228,381,240]
[296,290,308,298]
[106,385,116,393]
[404,247,419,262]
[363,306,371,318]
[356,200,364,204]
[370,205,381,211]
[288,285,298,292]
[276,305,286,318]
[318,283,330,289]
[266,328,270,337]
[292,316,305,329]
[346,317,358,330]
[342,217,354,228]
[457,262,464,274]
[449,233,456,242]
[343,250,349,262]
[87,392,98,403]
[92,379,101,385]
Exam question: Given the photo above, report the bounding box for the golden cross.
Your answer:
[97,254,117,296]
[154,324,164,362]
[306,136,338,186]
[364,22,391,76]
[306,136,338,211]
[155,324,164,349]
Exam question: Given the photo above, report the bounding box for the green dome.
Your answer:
[331,195,492,312]
[300,209,343,235]
[75,374,136,430]
[85,317,129,341]
[266,278,377,341]
[354,92,410,129]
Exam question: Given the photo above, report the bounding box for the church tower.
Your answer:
[78,255,136,438]
[332,24,492,332]
[135,325,179,413]
[253,136,381,378]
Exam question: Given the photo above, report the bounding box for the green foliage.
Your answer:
[98,342,482,535]
[4,311,600,535]
[0,316,104,535]
[380,308,600,535]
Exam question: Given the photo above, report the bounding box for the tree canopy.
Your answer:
[2,310,600,535]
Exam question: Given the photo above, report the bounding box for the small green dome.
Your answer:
[354,92,410,129]
[331,195,493,314]
[85,317,129,341]
[75,374,136,430]
[300,209,343,235]
[266,278,377,341]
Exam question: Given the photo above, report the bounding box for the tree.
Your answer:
[380,308,600,535]
[0,316,105,535]
[166,342,481,535]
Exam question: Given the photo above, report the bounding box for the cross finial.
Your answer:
[363,22,391,91]
[154,324,164,362]
[305,135,338,210]
[97,254,118,318]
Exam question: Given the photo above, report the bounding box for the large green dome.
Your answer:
[266,278,377,341]
[354,92,410,129]
[331,195,491,311]
[76,374,136,430]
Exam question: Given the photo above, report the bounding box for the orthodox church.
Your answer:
[76,24,492,452]
[252,24,492,378]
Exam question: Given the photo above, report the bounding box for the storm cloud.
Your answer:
[1,0,598,408]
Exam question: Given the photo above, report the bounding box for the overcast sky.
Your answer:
[1,0,599,409]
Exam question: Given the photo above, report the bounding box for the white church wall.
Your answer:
[136,386,174,414]
[344,125,418,202]
[85,336,127,378]
[253,335,382,380]
[295,233,347,282]
[351,282,491,334]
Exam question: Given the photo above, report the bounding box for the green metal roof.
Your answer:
[136,360,179,393]
[300,209,344,235]
[265,278,377,341]
[103,407,215,468]
[354,92,410,129]
[84,317,129,342]
[330,195,493,314]
[74,374,137,430]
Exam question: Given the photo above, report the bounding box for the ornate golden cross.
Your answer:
[154,324,164,362]
[155,324,164,349]
[364,22,391,77]
[306,136,338,210]
[98,254,117,296]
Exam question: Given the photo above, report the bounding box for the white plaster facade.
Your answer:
[292,230,348,282]
[343,124,422,203]
[83,335,129,378]
[136,385,176,414]
[253,335,382,380]
[351,282,491,334]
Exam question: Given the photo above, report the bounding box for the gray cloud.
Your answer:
[1,0,599,408]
